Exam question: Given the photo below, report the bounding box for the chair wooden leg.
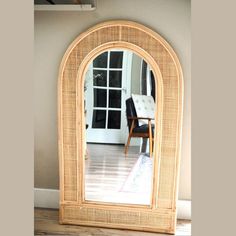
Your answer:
[124,135,132,155]
[148,120,153,157]
[149,138,152,157]
[124,120,135,156]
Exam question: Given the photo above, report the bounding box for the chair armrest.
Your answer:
[127,116,155,121]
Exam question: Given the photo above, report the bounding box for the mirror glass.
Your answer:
[84,49,156,205]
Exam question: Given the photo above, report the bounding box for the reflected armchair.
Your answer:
[124,97,155,157]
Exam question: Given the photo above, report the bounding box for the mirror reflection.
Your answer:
[84,49,156,205]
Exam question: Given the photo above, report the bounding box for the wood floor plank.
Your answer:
[85,144,142,204]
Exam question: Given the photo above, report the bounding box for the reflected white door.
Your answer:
[85,50,132,144]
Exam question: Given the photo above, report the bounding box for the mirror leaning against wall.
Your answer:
[83,49,157,205]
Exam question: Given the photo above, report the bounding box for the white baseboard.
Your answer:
[176,199,191,220]
[34,188,191,220]
[35,188,60,209]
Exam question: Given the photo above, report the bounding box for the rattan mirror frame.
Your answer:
[58,20,184,234]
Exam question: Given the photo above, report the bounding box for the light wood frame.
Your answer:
[58,20,184,234]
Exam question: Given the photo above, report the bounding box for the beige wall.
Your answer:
[34,0,191,200]
[130,53,142,146]
[131,53,142,94]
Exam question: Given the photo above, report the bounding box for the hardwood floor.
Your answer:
[85,144,152,205]
[35,208,191,235]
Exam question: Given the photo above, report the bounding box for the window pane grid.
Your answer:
[92,50,123,130]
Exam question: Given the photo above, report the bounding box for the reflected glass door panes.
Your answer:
[108,111,121,129]
[94,89,107,107]
[109,90,121,108]
[109,71,122,88]
[93,70,107,87]
[93,52,108,68]
[91,50,124,131]
[92,110,106,128]
[109,52,123,68]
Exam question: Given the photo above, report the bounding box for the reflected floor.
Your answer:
[85,144,152,205]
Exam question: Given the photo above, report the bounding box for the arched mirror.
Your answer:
[58,21,183,234]
[84,49,156,205]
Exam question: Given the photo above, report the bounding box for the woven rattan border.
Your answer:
[58,20,184,234]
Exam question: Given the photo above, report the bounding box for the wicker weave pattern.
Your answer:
[62,205,174,233]
[58,21,183,233]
